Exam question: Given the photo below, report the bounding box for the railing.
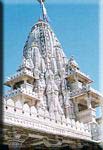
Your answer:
[6,69,33,82]
[70,86,103,101]
[21,83,33,90]
[70,88,88,98]
[3,102,92,141]
[4,86,38,100]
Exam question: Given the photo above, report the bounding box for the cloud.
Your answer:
[3,0,99,5]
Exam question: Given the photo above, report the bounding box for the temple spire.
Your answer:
[37,0,48,22]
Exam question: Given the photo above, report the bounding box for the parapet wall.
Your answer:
[3,98,92,141]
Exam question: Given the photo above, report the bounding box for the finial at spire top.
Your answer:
[37,0,48,22]
[37,0,45,3]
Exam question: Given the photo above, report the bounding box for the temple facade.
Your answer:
[3,2,103,149]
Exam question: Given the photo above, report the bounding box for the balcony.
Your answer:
[4,69,34,87]
[77,108,96,123]
[66,69,92,84]
[4,83,39,103]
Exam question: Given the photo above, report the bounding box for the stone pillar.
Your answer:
[75,102,79,113]
[72,98,78,120]
[24,79,27,85]
[86,94,92,109]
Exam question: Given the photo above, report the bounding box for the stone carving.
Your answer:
[33,47,41,70]
[34,73,46,109]
[56,48,63,71]
[41,57,46,73]
[45,69,63,116]
[54,74,61,90]
[51,57,58,74]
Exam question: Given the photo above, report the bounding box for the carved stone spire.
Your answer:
[21,19,70,116]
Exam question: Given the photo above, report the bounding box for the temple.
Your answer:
[3,1,103,149]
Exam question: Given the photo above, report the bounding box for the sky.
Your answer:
[3,0,99,4]
[4,1,100,93]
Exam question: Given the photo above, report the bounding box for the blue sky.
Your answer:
[3,0,99,4]
[4,1,99,91]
